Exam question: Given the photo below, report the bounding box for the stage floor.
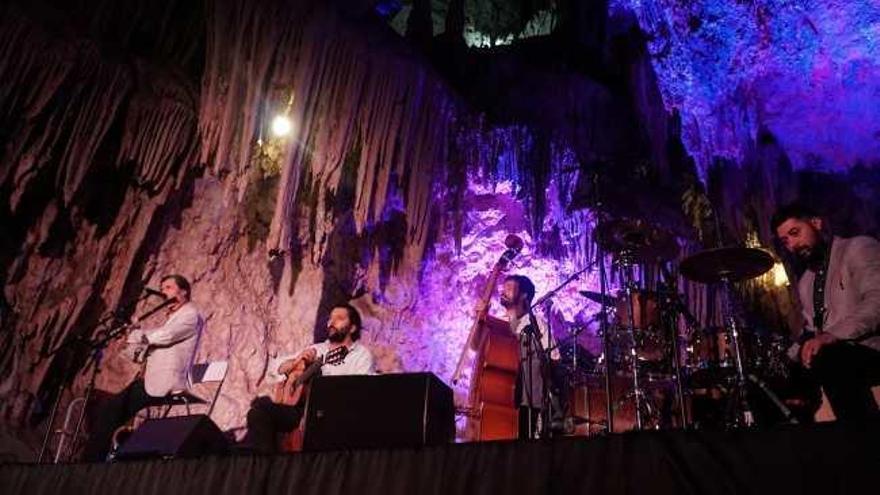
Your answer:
[2,421,879,495]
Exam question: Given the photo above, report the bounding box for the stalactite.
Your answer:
[196,0,464,271]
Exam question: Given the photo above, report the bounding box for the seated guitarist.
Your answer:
[241,303,374,453]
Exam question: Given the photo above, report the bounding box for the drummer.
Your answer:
[772,202,880,421]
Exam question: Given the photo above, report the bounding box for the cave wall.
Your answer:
[611,0,880,174]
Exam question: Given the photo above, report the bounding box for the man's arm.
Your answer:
[277,345,318,375]
[826,237,880,340]
[144,307,200,347]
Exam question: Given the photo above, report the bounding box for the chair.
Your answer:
[151,361,229,418]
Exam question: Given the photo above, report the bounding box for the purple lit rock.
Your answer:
[612,0,880,173]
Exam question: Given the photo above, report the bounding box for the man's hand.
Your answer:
[278,348,318,375]
[800,333,838,368]
[473,300,488,318]
[300,347,318,364]
[277,358,296,376]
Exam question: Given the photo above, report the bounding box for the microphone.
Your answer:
[143,287,166,299]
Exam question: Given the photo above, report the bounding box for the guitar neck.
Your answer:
[479,265,504,307]
[291,356,325,386]
[452,263,505,382]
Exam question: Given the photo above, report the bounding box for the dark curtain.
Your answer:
[2,421,878,495]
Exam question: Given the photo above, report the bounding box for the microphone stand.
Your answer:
[37,296,174,463]
[519,309,550,439]
[526,250,599,437]
[596,227,614,433]
[530,261,597,310]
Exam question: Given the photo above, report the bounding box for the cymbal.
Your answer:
[578,290,616,306]
[679,247,774,283]
[593,218,678,262]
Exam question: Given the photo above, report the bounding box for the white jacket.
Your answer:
[129,302,204,397]
[798,236,880,352]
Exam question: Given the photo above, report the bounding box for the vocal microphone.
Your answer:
[143,287,166,298]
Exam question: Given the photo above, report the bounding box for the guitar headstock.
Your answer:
[323,346,349,366]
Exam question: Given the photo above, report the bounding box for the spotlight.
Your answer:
[271,115,292,137]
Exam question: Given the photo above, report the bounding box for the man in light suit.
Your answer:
[773,203,880,421]
[82,274,204,461]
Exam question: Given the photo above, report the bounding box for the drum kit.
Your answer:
[554,217,791,435]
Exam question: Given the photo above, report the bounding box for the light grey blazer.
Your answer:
[797,236,880,353]
[141,302,204,397]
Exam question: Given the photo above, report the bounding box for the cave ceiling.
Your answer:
[389,0,880,174]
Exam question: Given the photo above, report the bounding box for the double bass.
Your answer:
[452,234,524,441]
[274,346,348,451]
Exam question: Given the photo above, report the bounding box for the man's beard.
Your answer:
[500,295,514,308]
[327,327,349,343]
[797,239,827,268]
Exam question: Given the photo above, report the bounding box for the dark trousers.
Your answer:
[809,342,880,421]
[518,406,542,440]
[82,379,164,462]
[240,396,304,454]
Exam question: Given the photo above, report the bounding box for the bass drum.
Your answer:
[565,373,677,435]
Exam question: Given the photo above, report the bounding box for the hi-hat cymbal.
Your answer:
[578,290,616,306]
[679,247,774,283]
[593,218,678,262]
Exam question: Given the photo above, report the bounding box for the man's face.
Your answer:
[776,217,823,261]
[500,280,523,309]
[327,307,354,342]
[160,278,187,303]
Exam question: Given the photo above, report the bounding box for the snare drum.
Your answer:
[604,326,669,373]
[686,328,772,385]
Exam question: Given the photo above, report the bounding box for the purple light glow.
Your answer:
[376,170,610,408]
[611,0,880,173]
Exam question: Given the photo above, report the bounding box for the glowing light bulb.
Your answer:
[772,262,789,287]
[271,115,292,137]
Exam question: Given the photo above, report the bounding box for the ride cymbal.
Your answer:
[679,247,774,283]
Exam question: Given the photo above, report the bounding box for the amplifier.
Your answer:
[115,414,228,460]
[303,373,454,451]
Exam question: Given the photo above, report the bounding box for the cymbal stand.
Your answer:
[596,229,614,433]
[617,250,644,430]
[720,276,754,427]
[669,310,689,429]
[659,273,694,430]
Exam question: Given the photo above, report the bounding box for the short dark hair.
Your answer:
[333,303,363,341]
[505,275,536,304]
[161,274,191,299]
[771,202,821,233]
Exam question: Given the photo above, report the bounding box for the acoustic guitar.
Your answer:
[274,345,348,451]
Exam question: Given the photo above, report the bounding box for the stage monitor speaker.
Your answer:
[302,373,454,451]
[115,414,228,460]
